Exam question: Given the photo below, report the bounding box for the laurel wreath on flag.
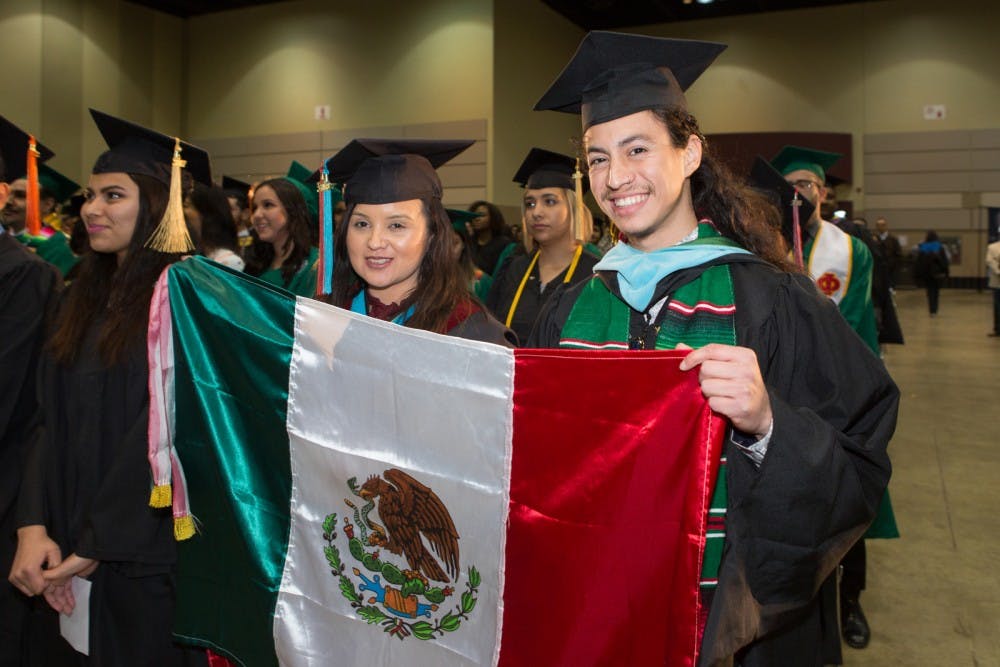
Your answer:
[322,512,480,641]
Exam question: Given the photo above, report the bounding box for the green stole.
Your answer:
[559,228,739,589]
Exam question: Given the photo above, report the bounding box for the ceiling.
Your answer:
[129,0,878,25]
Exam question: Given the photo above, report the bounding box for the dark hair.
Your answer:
[188,183,239,255]
[650,108,797,272]
[925,230,939,243]
[244,178,313,286]
[49,173,184,365]
[327,198,474,333]
[224,189,249,211]
[468,200,508,237]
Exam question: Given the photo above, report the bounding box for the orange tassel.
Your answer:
[25,136,41,236]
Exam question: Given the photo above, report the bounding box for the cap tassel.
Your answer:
[25,136,42,236]
[316,163,334,296]
[572,157,590,243]
[791,192,804,269]
[146,137,195,253]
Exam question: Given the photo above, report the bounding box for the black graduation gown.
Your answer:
[470,235,513,276]
[486,249,599,345]
[531,255,898,667]
[0,234,61,666]
[16,305,206,666]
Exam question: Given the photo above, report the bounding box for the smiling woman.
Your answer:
[320,139,514,345]
[9,109,210,666]
[244,177,317,296]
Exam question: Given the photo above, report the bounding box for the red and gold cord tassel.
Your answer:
[791,192,804,269]
[146,137,195,253]
[25,136,41,236]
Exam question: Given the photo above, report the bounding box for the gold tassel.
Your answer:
[145,137,194,253]
[149,484,172,508]
[174,515,196,541]
[572,157,591,243]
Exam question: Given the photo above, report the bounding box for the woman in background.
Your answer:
[185,183,244,271]
[467,200,513,277]
[244,177,317,296]
[914,230,950,315]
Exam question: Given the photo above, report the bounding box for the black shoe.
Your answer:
[841,598,871,649]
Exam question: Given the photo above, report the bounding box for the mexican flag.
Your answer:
[148,258,725,667]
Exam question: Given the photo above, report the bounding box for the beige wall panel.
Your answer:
[982,193,1000,207]
[971,150,1000,170]
[865,131,972,153]
[437,164,485,189]
[493,0,584,207]
[971,171,1000,192]
[212,152,325,178]
[443,187,487,208]
[403,120,488,141]
[184,0,492,139]
[865,172,973,194]
[0,2,42,132]
[320,127,407,149]
[196,132,325,158]
[40,0,85,180]
[972,129,1000,148]
[864,151,972,174]
[863,193,964,209]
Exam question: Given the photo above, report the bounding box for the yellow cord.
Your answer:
[504,244,584,327]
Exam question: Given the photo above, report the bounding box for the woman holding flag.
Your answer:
[320,139,515,345]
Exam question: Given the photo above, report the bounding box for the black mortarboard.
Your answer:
[512,147,588,193]
[90,109,212,186]
[221,175,251,194]
[750,156,816,246]
[0,114,54,182]
[320,139,474,206]
[534,31,727,130]
[770,145,841,183]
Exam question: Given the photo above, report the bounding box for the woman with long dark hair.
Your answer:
[185,183,244,271]
[322,139,513,344]
[466,199,512,277]
[8,110,208,665]
[244,177,317,296]
[486,148,600,344]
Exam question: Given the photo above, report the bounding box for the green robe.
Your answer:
[15,230,79,278]
[256,246,318,297]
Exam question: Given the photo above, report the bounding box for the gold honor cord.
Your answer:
[504,243,584,327]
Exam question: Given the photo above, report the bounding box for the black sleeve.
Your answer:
[525,278,591,348]
[1,259,59,521]
[484,253,516,316]
[708,265,898,651]
[448,310,518,348]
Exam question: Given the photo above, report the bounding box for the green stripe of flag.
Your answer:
[169,258,297,665]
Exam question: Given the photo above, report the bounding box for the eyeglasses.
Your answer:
[788,179,822,191]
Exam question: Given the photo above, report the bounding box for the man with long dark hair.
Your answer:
[531,32,898,665]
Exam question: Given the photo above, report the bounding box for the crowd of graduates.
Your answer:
[1,30,900,667]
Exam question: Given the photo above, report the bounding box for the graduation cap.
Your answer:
[769,145,842,184]
[283,160,320,220]
[446,208,478,234]
[221,175,251,194]
[750,156,816,269]
[90,109,212,187]
[534,31,727,130]
[38,163,81,204]
[90,108,212,252]
[512,147,588,193]
[0,115,54,182]
[319,138,474,206]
